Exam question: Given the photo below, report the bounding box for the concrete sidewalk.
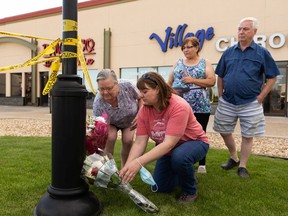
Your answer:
[0,105,287,138]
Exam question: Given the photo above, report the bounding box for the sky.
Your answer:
[0,0,89,19]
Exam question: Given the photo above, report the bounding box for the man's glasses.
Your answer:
[181,45,195,51]
[98,83,116,92]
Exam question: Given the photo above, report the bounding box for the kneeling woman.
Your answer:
[119,72,209,204]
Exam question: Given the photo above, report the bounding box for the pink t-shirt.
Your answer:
[137,94,209,146]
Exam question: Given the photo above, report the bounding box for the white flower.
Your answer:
[92,160,104,169]
[92,116,106,123]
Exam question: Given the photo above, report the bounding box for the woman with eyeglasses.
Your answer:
[119,72,209,204]
[93,69,142,167]
[168,36,215,174]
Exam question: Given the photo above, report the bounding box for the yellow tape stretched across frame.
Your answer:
[0,31,97,96]
[0,31,54,41]
[77,36,97,95]
[0,38,61,72]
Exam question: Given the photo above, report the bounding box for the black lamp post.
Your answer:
[34,0,101,215]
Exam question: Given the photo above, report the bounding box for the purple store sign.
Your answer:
[149,24,215,52]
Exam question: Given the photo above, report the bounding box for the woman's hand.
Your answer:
[119,159,141,184]
[182,76,193,84]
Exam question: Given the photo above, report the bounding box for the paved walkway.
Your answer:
[0,105,287,138]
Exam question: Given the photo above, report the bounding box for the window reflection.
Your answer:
[210,65,219,104]
[0,74,5,97]
[264,61,287,116]
[120,68,138,84]
[77,69,98,94]
[120,66,172,84]
[11,73,22,97]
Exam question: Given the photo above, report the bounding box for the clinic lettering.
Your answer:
[216,33,287,52]
[149,24,215,52]
[42,38,96,67]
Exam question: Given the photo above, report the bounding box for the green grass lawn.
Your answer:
[0,136,287,216]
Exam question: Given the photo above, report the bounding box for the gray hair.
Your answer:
[239,17,259,29]
[96,69,118,83]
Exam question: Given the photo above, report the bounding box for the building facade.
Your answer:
[0,0,287,116]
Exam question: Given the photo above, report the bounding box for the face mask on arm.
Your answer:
[136,159,158,192]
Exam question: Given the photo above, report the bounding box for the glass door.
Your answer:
[264,61,287,116]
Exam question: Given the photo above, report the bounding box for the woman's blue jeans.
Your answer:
[152,140,209,195]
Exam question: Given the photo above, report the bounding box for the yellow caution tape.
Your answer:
[29,38,62,62]
[0,31,54,41]
[63,38,78,46]
[0,56,59,72]
[42,58,61,95]
[62,51,78,58]
[77,36,97,95]
[0,31,97,96]
[0,38,61,72]
[63,19,78,32]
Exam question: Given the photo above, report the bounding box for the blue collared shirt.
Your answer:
[215,42,280,105]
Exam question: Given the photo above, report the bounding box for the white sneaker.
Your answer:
[197,165,207,174]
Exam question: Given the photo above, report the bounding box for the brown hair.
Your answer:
[181,36,201,54]
[137,72,176,110]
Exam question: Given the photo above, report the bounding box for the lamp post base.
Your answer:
[34,190,102,216]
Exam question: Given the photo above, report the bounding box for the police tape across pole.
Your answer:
[0,20,97,96]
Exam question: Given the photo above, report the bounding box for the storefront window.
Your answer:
[11,73,22,97]
[264,61,287,116]
[40,72,49,106]
[138,67,157,77]
[25,73,32,103]
[158,66,172,81]
[77,70,98,93]
[210,65,219,104]
[120,66,172,84]
[0,74,5,97]
[121,68,138,84]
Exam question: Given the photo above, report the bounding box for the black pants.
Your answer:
[194,113,210,166]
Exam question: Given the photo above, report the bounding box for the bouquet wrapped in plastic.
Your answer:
[83,113,159,213]
[82,150,159,213]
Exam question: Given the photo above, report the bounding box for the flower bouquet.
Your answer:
[85,112,109,155]
[81,150,159,213]
[83,113,159,213]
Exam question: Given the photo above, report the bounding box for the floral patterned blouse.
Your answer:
[172,58,211,113]
[93,79,140,129]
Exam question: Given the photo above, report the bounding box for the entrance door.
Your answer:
[25,73,32,105]
[264,61,287,116]
[40,72,49,106]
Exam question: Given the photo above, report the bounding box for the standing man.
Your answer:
[213,17,279,178]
